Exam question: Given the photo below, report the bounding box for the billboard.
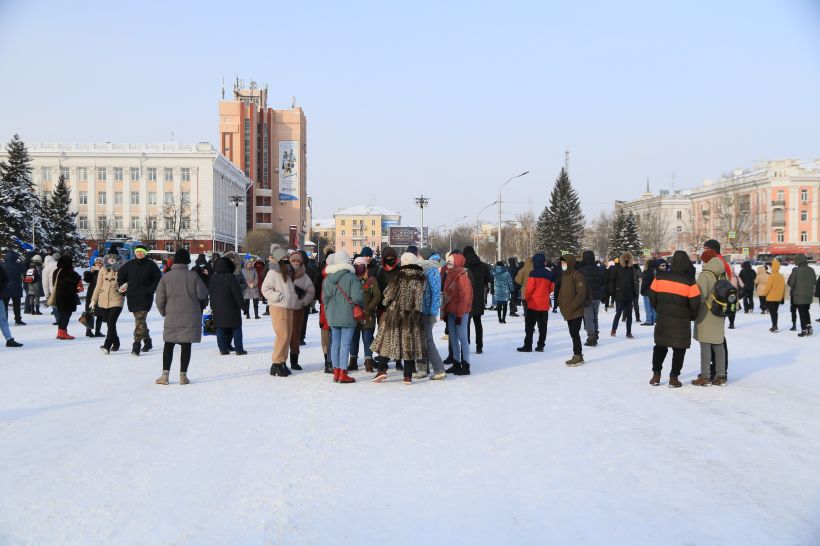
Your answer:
[388,226,428,247]
[278,141,299,201]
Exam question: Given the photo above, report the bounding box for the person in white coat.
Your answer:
[261,244,298,377]
[42,253,59,325]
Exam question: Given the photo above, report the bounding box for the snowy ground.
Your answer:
[1,302,819,546]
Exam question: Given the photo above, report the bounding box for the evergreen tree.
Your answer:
[0,134,39,250]
[43,174,87,264]
[622,211,642,256]
[535,168,585,258]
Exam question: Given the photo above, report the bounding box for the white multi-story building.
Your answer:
[2,142,252,253]
[616,184,693,255]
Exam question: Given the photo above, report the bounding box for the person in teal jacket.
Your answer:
[322,250,363,383]
[491,261,514,323]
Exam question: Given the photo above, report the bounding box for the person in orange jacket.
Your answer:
[441,253,474,375]
[517,252,555,352]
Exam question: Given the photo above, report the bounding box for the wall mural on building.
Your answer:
[278,140,299,201]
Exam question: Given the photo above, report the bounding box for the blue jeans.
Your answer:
[447,313,471,364]
[349,326,375,359]
[216,327,244,353]
[331,327,355,370]
[0,300,12,340]
[643,296,656,324]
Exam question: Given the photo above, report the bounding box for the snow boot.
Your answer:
[364,358,375,373]
[668,375,682,388]
[270,363,278,376]
[535,345,544,352]
[430,372,447,380]
[443,354,455,365]
[333,368,341,383]
[155,371,170,385]
[414,361,429,379]
[372,368,388,382]
[610,329,617,337]
[649,374,661,386]
[565,354,584,367]
[516,345,532,352]
[290,354,302,371]
[712,376,727,386]
[798,326,813,337]
[691,376,711,387]
[179,372,189,385]
[15,318,26,326]
[278,363,291,377]
[85,329,94,338]
[626,332,634,339]
[57,329,75,340]
[324,354,333,374]
[347,356,358,371]
[131,341,141,356]
[789,324,797,331]
[142,338,153,352]
[111,337,120,352]
[403,374,412,385]
[445,361,461,374]
[6,338,22,348]
[453,362,471,376]
[338,369,356,383]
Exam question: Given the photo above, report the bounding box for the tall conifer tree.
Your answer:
[0,134,39,249]
[43,174,87,264]
[535,168,585,257]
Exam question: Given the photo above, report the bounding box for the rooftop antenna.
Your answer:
[170,130,174,142]
[646,177,650,193]
[565,149,570,174]
[291,96,297,109]
[221,78,225,100]
[672,170,677,190]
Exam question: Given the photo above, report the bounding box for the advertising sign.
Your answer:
[278,141,299,201]
[388,226,428,247]
[728,231,736,240]
[643,248,651,257]
[742,247,750,256]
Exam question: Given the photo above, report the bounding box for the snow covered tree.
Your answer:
[42,174,87,264]
[0,134,39,250]
[608,208,627,258]
[535,167,585,258]
[622,211,642,256]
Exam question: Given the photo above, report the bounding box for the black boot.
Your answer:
[277,363,291,377]
[290,353,302,371]
[348,356,358,371]
[111,337,120,352]
[445,361,461,374]
[270,363,278,376]
[86,329,94,338]
[131,341,141,356]
[6,338,23,347]
[324,354,333,374]
[454,361,471,375]
[142,337,153,352]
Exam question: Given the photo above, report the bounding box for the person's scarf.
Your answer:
[291,262,305,279]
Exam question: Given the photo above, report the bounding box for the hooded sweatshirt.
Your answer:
[787,253,817,305]
[525,253,555,311]
[760,259,786,302]
[322,251,364,328]
[441,254,473,318]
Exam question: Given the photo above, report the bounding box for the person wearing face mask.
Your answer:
[349,256,381,373]
[288,251,315,371]
[376,246,402,369]
[261,244,298,377]
[441,253,474,375]
[557,254,589,366]
[90,247,126,353]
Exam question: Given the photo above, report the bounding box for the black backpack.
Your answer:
[707,271,738,317]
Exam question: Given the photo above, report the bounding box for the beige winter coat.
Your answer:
[261,264,298,310]
[754,266,769,297]
[289,269,316,310]
[693,257,726,345]
[91,263,125,309]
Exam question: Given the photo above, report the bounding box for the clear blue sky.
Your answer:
[2,0,819,229]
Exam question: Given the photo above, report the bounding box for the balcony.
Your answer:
[772,218,786,228]
[771,200,786,208]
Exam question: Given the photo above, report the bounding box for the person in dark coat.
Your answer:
[738,261,756,313]
[83,257,105,337]
[117,244,162,356]
[647,251,701,387]
[558,254,589,366]
[577,250,605,346]
[550,259,562,314]
[1,250,26,325]
[609,252,638,338]
[192,253,212,287]
[640,259,657,326]
[376,246,400,312]
[632,262,643,323]
[462,246,492,354]
[507,257,521,316]
[52,254,82,339]
[154,249,209,385]
[0,266,23,347]
[208,257,246,355]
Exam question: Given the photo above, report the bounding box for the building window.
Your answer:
[97,217,108,230]
[180,191,190,204]
[801,189,809,203]
[255,213,272,223]
[801,210,808,221]
[164,191,174,204]
[114,167,123,181]
[42,167,52,181]
[165,217,174,230]
[130,217,140,230]
[164,167,173,181]
[115,192,124,205]
[131,191,140,205]
[180,217,190,230]
[341,241,345,247]
[181,167,190,181]
[147,168,157,181]
[148,192,157,205]
[777,232,784,243]
[676,226,682,232]
[371,220,376,226]
[97,168,107,181]
[147,218,157,230]
[371,231,376,236]
[78,216,89,230]
[341,220,345,226]
[60,167,70,181]
[676,211,682,220]
[165,242,175,252]
[78,167,88,181]
[776,190,784,201]
[800,231,808,242]
[98,192,107,205]
[79,191,88,205]
[114,216,124,229]
[342,230,346,236]
[130,167,140,181]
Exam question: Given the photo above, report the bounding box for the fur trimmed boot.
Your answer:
[155,371,170,385]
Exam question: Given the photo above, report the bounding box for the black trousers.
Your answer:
[496,302,508,322]
[301,304,310,342]
[99,307,122,349]
[790,303,797,325]
[2,296,21,321]
[523,308,548,349]
[509,292,518,315]
[742,289,754,312]
[56,310,72,329]
[767,302,780,328]
[796,304,811,330]
[163,342,191,372]
[467,314,483,350]
[759,296,767,312]
[653,346,686,376]
[632,296,641,321]
[567,317,583,355]
[243,298,259,317]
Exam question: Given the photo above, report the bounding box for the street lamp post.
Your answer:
[229,195,243,252]
[498,171,529,263]
[475,201,499,253]
[414,195,430,248]
[447,215,467,251]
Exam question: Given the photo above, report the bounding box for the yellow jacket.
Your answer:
[515,257,533,300]
[760,260,786,302]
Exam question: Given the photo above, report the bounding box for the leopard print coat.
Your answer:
[371,265,427,361]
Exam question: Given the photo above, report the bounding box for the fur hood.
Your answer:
[325,262,354,276]
[620,252,634,268]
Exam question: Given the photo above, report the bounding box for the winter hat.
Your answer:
[701,248,717,264]
[360,246,374,257]
[400,252,418,266]
[31,255,43,263]
[107,245,120,256]
[353,256,368,267]
[270,244,288,262]
[406,245,418,256]
[419,247,434,259]
[703,239,721,254]
[174,248,191,265]
[328,249,351,266]
[134,244,148,254]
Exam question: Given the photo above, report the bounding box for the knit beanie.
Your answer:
[360,246,373,257]
[174,248,191,265]
[270,244,288,262]
[406,245,418,256]
[401,252,418,266]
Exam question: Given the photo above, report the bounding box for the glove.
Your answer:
[455,316,462,326]
[89,303,96,312]
[294,286,306,299]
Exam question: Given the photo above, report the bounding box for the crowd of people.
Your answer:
[1,238,818,388]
